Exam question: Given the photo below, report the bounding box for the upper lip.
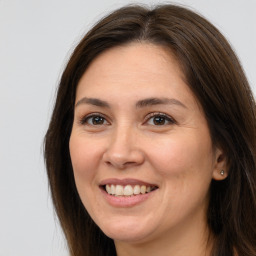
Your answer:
[99,178,158,187]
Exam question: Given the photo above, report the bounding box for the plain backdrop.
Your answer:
[0,0,255,255]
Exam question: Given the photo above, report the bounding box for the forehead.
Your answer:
[77,43,183,88]
[75,42,199,110]
[86,42,181,72]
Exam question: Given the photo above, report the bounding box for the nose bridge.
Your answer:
[103,122,144,168]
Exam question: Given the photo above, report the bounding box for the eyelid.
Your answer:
[79,112,110,125]
[144,112,176,125]
[78,111,176,126]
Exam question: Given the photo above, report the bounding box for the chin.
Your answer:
[98,217,156,243]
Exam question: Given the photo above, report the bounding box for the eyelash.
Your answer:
[79,113,108,126]
[79,112,176,126]
[144,112,176,126]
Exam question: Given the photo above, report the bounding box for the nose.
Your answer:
[102,125,145,170]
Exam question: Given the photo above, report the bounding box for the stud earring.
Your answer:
[220,170,225,176]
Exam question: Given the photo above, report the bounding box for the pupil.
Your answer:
[93,116,104,125]
[153,116,165,125]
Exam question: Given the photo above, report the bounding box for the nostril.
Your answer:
[103,146,145,169]
[105,161,138,170]
[104,159,128,169]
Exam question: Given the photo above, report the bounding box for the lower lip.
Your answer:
[100,188,157,208]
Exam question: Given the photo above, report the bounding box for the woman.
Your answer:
[44,4,256,256]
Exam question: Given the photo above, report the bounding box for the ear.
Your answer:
[212,147,228,181]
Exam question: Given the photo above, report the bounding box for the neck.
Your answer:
[114,210,213,256]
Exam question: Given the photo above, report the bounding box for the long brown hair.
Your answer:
[44,4,256,256]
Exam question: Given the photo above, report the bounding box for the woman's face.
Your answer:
[69,43,224,244]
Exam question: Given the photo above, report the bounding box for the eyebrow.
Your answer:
[75,97,187,109]
[135,97,187,109]
[75,97,110,108]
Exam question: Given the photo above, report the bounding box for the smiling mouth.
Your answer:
[102,184,158,197]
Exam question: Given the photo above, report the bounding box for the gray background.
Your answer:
[0,0,255,255]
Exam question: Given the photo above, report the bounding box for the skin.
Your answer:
[69,43,227,256]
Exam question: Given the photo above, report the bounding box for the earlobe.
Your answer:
[212,169,228,181]
[212,148,228,181]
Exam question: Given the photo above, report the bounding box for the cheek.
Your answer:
[69,134,105,215]
[69,134,102,184]
[147,131,214,179]
[146,133,214,216]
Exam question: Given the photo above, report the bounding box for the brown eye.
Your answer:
[81,115,108,126]
[91,116,105,125]
[153,116,166,125]
[146,113,175,126]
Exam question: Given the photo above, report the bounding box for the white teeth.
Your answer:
[106,184,111,194]
[115,185,124,196]
[134,185,141,195]
[123,185,133,196]
[105,184,156,196]
[141,185,146,194]
[110,184,116,195]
